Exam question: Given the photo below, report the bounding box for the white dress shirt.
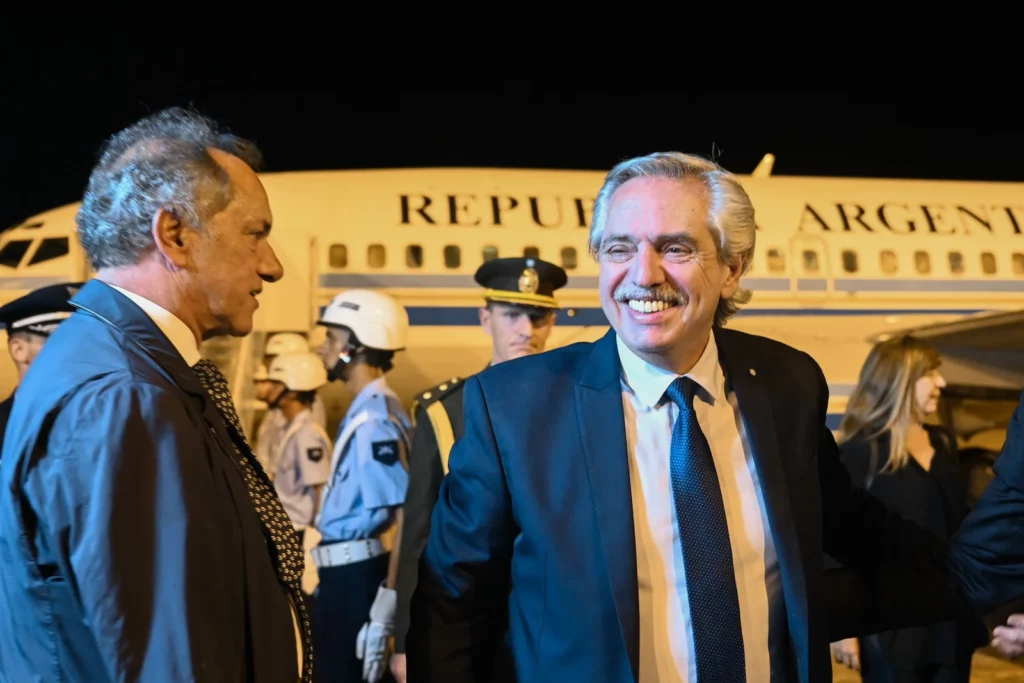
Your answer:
[617,331,784,682]
[108,284,303,678]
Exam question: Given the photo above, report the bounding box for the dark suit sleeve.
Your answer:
[406,376,516,683]
[810,360,987,644]
[946,391,1024,615]
[25,380,235,682]
[394,404,445,653]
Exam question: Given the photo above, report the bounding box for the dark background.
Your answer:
[4,44,1023,230]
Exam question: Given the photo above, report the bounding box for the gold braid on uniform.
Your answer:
[412,377,463,475]
[193,359,315,682]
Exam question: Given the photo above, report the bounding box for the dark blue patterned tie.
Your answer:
[665,376,746,682]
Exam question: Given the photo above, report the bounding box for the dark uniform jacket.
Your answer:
[0,280,300,683]
[394,375,467,653]
[0,392,13,457]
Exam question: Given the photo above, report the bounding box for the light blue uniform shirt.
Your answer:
[316,377,411,543]
[256,395,327,474]
[272,408,332,529]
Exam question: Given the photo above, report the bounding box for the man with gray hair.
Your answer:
[406,151,1024,682]
[0,107,312,682]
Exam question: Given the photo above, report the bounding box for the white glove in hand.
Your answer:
[356,583,397,682]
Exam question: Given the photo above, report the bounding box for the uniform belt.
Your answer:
[311,538,385,569]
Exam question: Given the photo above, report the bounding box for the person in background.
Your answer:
[390,256,567,683]
[313,289,412,682]
[0,281,83,454]
[830,335,976,682]
[256,332,327,472]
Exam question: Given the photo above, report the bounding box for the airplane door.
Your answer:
[789,235,832,300]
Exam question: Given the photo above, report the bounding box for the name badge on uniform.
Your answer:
[372,440,399,466]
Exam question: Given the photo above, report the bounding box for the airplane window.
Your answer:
[482,246,499,262]
[802,250,819,273]
[914,250,931,274]
[28,237,69,265]
[1013,253,1024,276]
[948,251,964,275]
[981,251,996,275]
[841,250,858,273]
[329,244,347,269]
[524,246,540,260]
[406,245,423,268]
[766,248,785,273]
[0,240,32,269]
[444,245,461,269]
[368,244,386,269]
[880,250,898,274]
[561,247,577,270]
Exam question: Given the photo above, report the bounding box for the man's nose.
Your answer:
[630,244,664,287]
[259,241,285,283]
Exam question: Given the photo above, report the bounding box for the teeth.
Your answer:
[628,300,673,313]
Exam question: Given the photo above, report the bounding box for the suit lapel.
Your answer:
[715,329,810,677]
[575,330,640,681]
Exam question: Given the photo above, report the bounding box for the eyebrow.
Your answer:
[602,232,700,250]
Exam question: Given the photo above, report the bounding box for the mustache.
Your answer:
[613,283,687,305]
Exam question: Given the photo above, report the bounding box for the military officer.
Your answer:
[390,256,567,682]
[254,331,327,473]
[0,281,83,454]
[312,289,412,682]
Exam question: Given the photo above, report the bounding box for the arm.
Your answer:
[27,381,235,682]
[406,376,516,683]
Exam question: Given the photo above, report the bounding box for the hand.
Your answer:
[355,583,397,682]
[830,638,860,671]
[390,653,407,683]
[992,613,1024,659]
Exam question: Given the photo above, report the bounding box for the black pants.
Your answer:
[858,637,971,683]
[313,551,394,683]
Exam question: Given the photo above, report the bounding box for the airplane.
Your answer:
[2,154,1023,461]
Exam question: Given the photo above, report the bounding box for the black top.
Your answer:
[838,424,973,667]
[0,392,13,457]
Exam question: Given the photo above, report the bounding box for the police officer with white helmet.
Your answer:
[254,332,327,473]
[312,289,412,683]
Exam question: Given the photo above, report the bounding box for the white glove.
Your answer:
[355,583,397,682]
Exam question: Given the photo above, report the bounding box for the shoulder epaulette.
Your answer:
[412,377,464,412]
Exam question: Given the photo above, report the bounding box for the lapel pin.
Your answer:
[749,368,757,376]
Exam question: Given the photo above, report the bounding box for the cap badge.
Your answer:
[518,267,539,294]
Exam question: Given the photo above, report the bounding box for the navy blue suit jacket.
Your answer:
[406,328,989,683]
[0,280,298,682]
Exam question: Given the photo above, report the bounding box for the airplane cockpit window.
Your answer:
[1013,253,1024,276]
[914,250,931,274]
[28,237,69,265]
[841,250,858,274]
[880,250,898,275]
[443,245,461,269]
[948,251,964,275]
[482,246,499,262]
[0,239,32,269]
[406,245,423,268]
[980,251,996,275]
[524,246,540,260]
[368,244,386,269]
[329,244,347,269]
[766,248,785,273]
[561,247,577,270]
[802,250,819,273]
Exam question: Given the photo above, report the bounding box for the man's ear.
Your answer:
[151,207,191,269]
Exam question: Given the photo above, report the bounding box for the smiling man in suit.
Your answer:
[404,152,1024,683]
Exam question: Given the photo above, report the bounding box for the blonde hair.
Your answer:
[838,335,942,473]
[588,152,755,327]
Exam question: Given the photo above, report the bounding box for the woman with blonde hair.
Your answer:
[831,335,974,682]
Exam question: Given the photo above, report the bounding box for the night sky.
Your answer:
[5,46,1024,231]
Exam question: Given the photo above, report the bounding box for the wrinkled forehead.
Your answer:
[209,148,271,218]
[605,176,710,238]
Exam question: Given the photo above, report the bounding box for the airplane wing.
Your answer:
[868,309,1024,393]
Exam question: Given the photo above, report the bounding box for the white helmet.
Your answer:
[265,332,309,356]
[317,290,409,351]
[268,352,328,392]
[253,363,269,381]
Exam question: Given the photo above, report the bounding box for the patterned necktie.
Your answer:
[665,376,746,682]
[193,359,314,682]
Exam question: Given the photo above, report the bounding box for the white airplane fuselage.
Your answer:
[3,165,1023,441]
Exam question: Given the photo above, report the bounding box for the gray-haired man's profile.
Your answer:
[0,106,313,682]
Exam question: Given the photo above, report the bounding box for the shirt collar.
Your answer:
[108,285,202,367]
[348,376,389,415]
[616,328,723,410]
